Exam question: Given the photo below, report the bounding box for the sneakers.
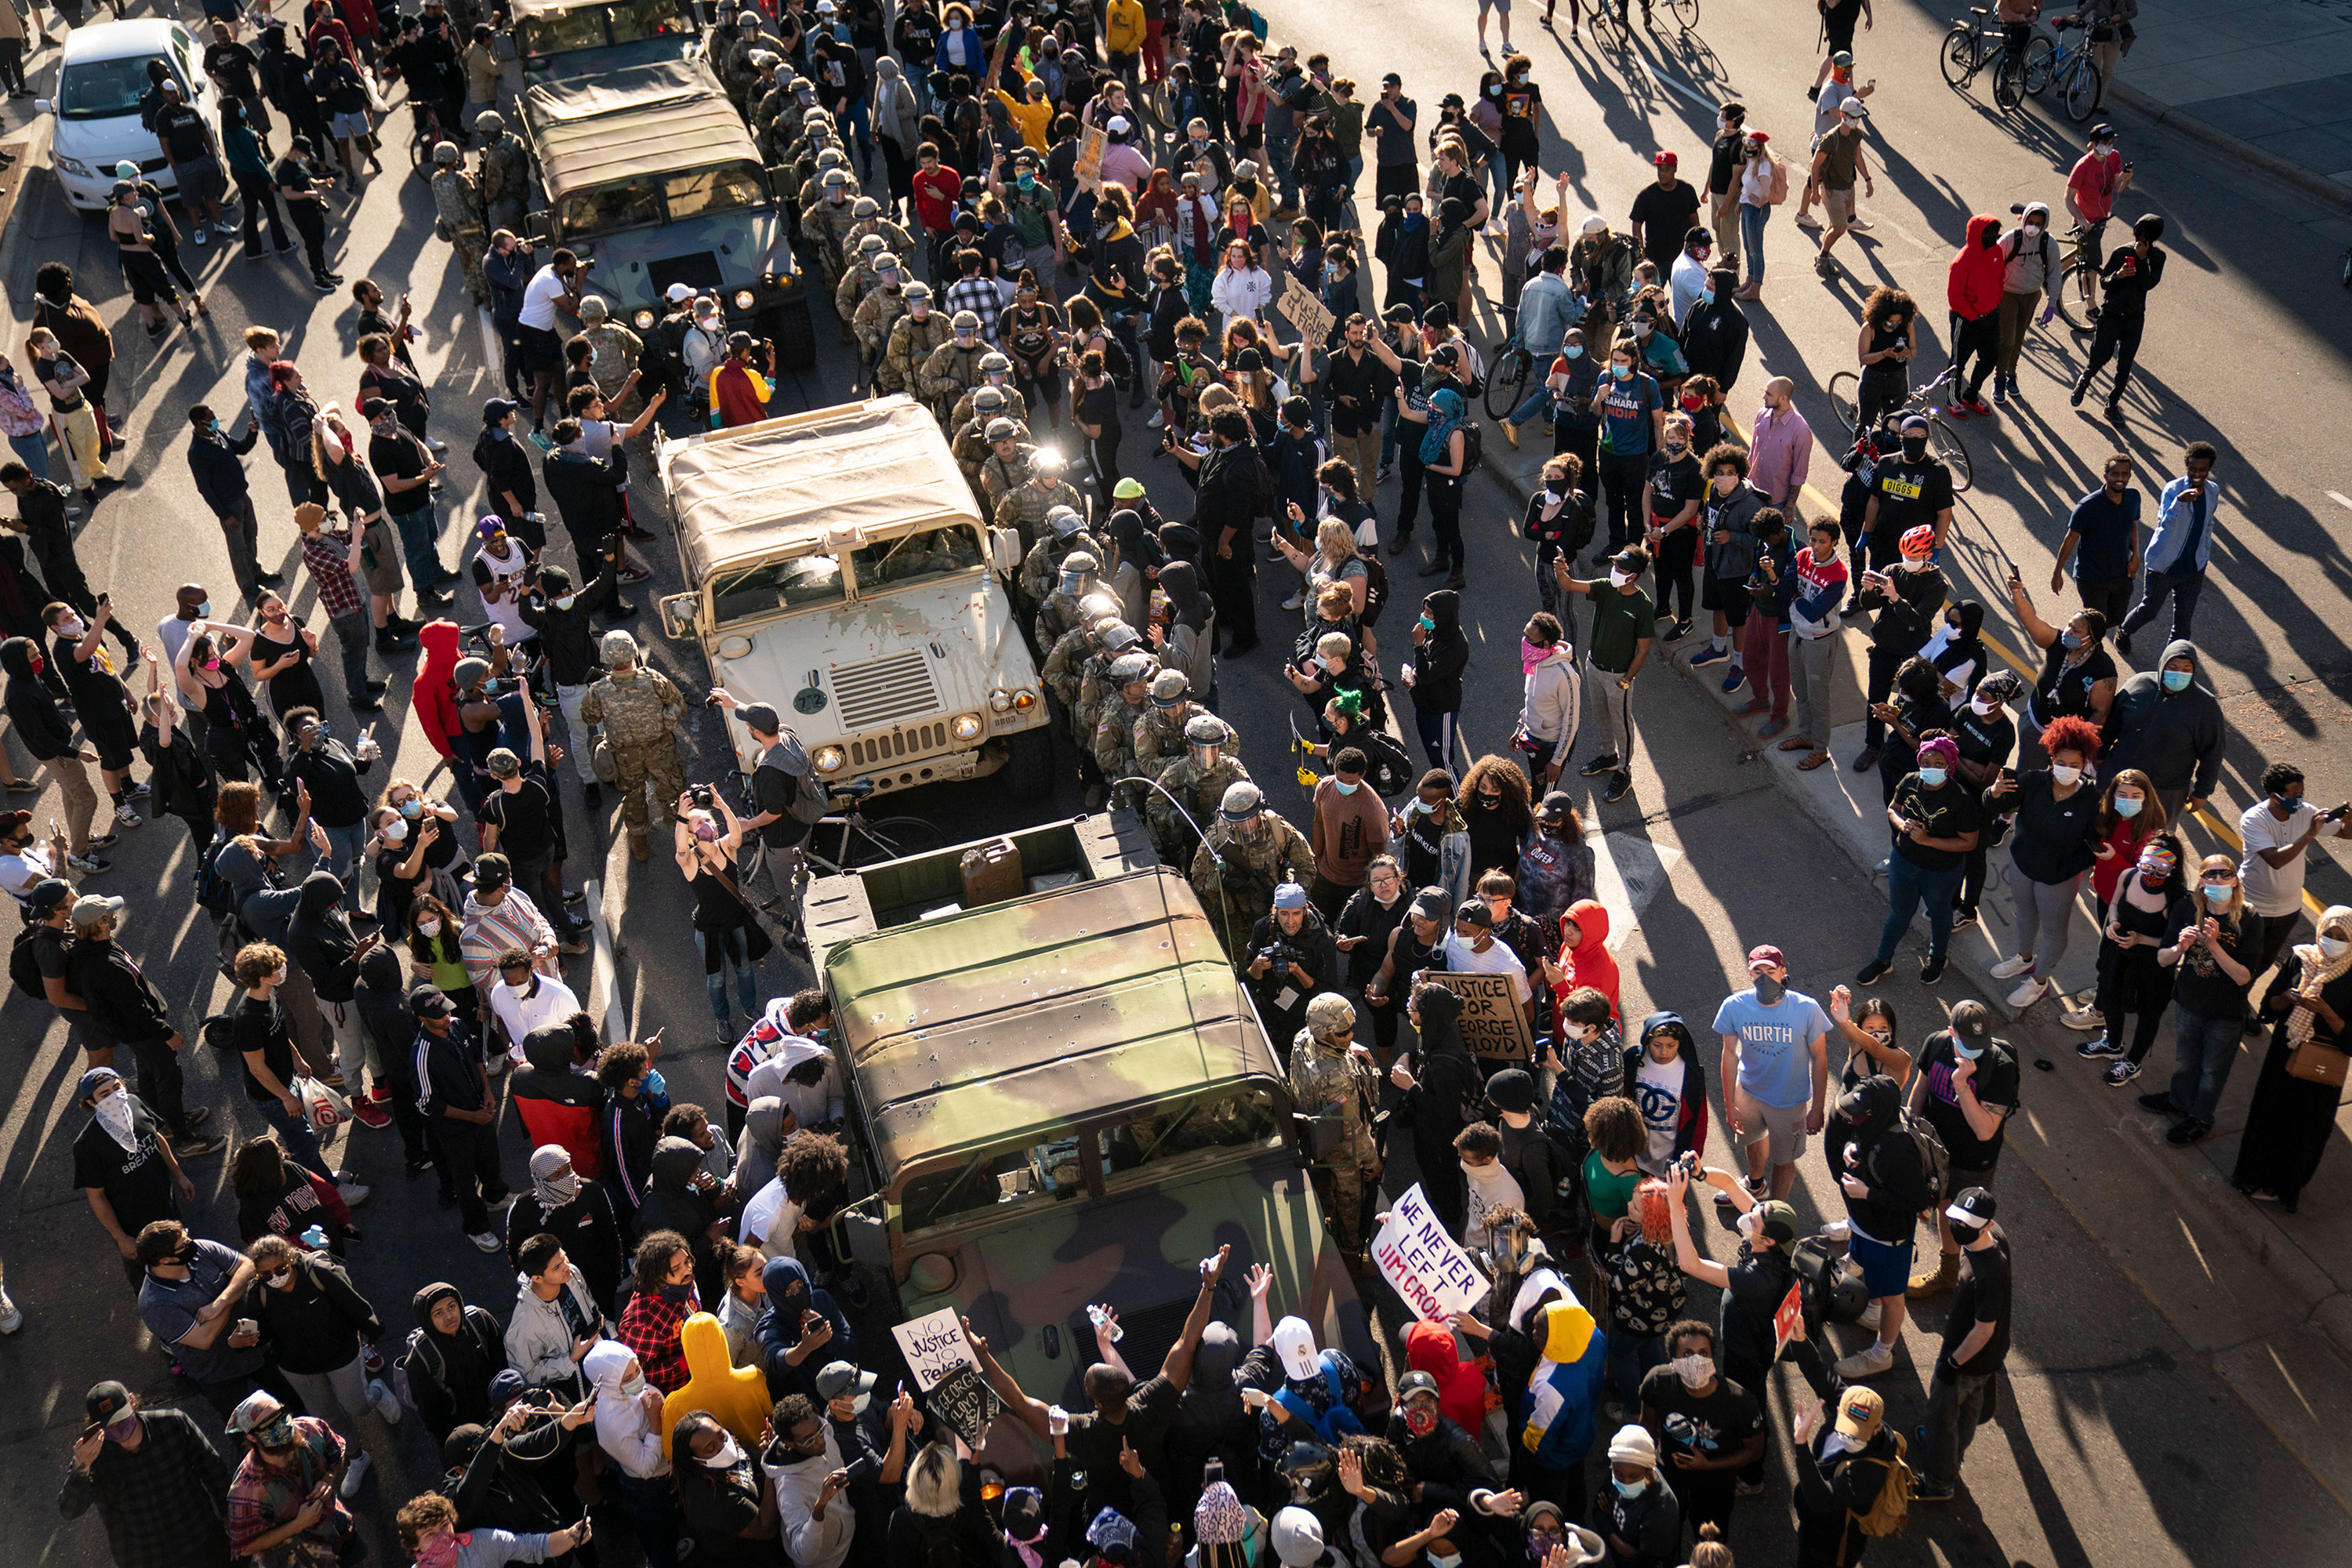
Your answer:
[1794,211,1824,229]
[2138,1091,2180,1115]
[1502,421,1520,449]
[1991,376,2009,406]
[194,225,208,245]
[1719,665,1748,693]
[1279,591,1306,612]
[367,1377,402,1425]
[1949,906,1978,931]
[1835,1341,1894,1378]
[1689,644,1728,667]
[1988,955,2033,981]
[2062,1004,2106,1032]
[1604,771,1634,804]
[2076,1035,2125,1059]
[311,273,339,292]
[528,428,555,452]
[2165,1116,2213,1146]
[337,1181,372,1207]
[111,806,143,828]
[1662,619,1694,644]
[339,1448,371,1499]
[714,1016,737,1045]
[349,1099,392,1130]
[172,1131,229,1159]
[0,1288,19,1334]
[2102,1058,2141,1087]
[68,853,111,873]
[424,436,449,454]
[1813,251,1839,279]
[1855,958,1892,985]
[1735,1479,1767,1497]
[2008,977,2050,1009]
[1920,953,1948,985]
[2069,376,2089,408]
[1851,744,1881,771]
[468,1230,503,1253]
[1578,754,1621,778]
[1913,1479,1958,1502]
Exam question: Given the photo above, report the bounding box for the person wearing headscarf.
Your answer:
[1155,557,1217,700]
[636,1134,725,1304]
[1105,508,1160,629]
[583,1339,677,1568]
[503,1144,626,1314]
[407,1283,503,1444]
[1399,381,1472,587]
[1385,980,1475,1235]
[734,1096,787,1201]
[2234,906,2352,1211]
[755,1254,858,1403]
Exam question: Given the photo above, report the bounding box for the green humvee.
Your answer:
[517,59,815,366]
[810,813,1376,1442]
[510,0,702,80]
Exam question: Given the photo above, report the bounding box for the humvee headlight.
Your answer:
[813,745,845,773]
[951,713,982,741]
[988,688,1013,713]
[1011,688,1039,711]
[733,289,758,310]
[632,308,656,330]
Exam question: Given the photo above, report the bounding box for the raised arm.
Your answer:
[1158,1244,1230,1392]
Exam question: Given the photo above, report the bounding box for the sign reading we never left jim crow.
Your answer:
[1372,1182,1490,1323]
[891,1308,1004,1448]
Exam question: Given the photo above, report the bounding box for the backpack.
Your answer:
[1356,551,1389,628]
[1896,1108,1950,1200]
[394,1304,503,1413]
[1849,1433,1915,1537]
[1270,1352,1366,1443]
[1764,153,1790,206]
[9,922,52,1000]
[1501,1110,1589,1242]
[192,838,238,918]
[1455,420,1484,478]
[762,737,831,826]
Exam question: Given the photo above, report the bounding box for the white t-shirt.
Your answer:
[474,539,535,642]
[2239,798,2318,917]
[1441,929,1531,1003]
[0,841,56,904]
[1461,1159,1526,1251]
[518,265,572,331]
[738,1174,803,1258]
[490,970,583,1062]
[1633,1054,1688,1176]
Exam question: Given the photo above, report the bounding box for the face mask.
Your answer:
[1610,568,1635,589]
[1970,695,1997,717]
[1486,83,1501,95]
[2321,935,2350,959]
[699,1433,746,1470]
[1613,1478,1648,1497]
[1900,437,1928,462]
[1417,614,1436,632]
[2140,873,2169,893]
[383,818,408,843]
[59,618,86,638]
[417,918,441,937]
[398,798,424,819]
[272,964,289,986]
[1335,779,1359,796]
[1610,364,1632,381]
[2023,222,2043,239]
[553,593,578,612]
[1918,767,1948,788]
[1671,1352,1713,1390]
[1709,473,1734,494]
[1633,321,1653,339]
[1403,1406,1437,1436]
[2052,764,2082,786]
[267,1266,297,1291]
[1948,1220,1984,1247]
[1754,974,1784,1006]
[194,600,212,619]
[2203,883,2233,904]
[621,1374,648,1398]
[1563,345,1584,359]
[2162,669,2192,692]
[1699,289,1715,307]
[1953,1039,1984,1061]
[692,820,720,843]
[94,1093,135,1136]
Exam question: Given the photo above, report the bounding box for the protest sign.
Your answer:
[891,1308,1003,1447]
[930,1363,1003,1448]
[1075,127,1107,194]
[1277,274,1334,345]
[1420,970,1536,1061]
[1773,1280,1805,1363]
[1371,1181,1490,1322]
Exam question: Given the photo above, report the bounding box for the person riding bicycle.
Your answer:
[2049,0,2137,114]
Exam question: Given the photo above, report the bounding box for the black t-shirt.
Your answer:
[1439,169,1483,218]
[1951,708,2015,775]
[481,775,554,860]
[2066,487,2140,581]
[1719,1242,1795,1368]
[1708,129,1745,196]
[1639,1365,1764,1486]
[371,428,433,515]
[750,749,812,850]
[1629,180,1702,268]
[2031,642,2117,728]
[155,103,212,164]
[1913,1029,2019,1171]
[206,40,262,98]
[236,992,299,1102]
[1063,1373,1181,1486]
[1943,1232,2013,1374]
[1889,775,1982,873]
[2168,900,2251,1019]
[73,1098,181,1232]
[1646,450,1703,527]
[1867,456,1955,539]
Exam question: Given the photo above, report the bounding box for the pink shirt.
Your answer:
[1748,401,1813,506]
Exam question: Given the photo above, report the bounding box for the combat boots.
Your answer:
[630,829,649,862]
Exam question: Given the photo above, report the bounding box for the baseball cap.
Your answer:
[485,748,521,778]
[483,397,520,424]
[666,282,695,302]
[474,852,512,891]
[70,894,124,928]
[2089,122,2116,142]
[1832,1385,1885,1443]
[737,701,782,734]
[86,1381,135,1421]
[1537,789,1574,823]
[411,983,456,1019]
[1408,889,1451,924]
[1454,898,1492,928]
[488,1369,528,1402]
[1946,1187,1997,1226]
[225,1391,289,1436]
[1652,150,1678,166]
[1746,944,1785,974]
[815,1361,877,1410]
[1754,1200,1798,1243]
[1950,999,1994,1053]
[1381,71,1402,85]
[28,877,74,916]
[1839,99,1869,120]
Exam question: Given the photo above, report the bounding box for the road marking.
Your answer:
[585,874,626,1043]
[2328,491,2352,514]
[477,304,502,375]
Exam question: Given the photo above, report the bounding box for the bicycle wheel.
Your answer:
[1666,0,1699,30]
[1940,27,1980,89]
[1827,371,1860,434]
[846,815,945,867]
[2056,261,2096,329]
[1483,347,1530,423]
[1929,414,1973,494]
[1992,52,2024,109]
[2021,36,2057,94]
[2063,56,2101,122]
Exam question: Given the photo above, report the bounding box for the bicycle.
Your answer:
[1483,333,1537,423]
[1824,365,1975,493]
[2023,20,2103,124]
[798,778,944,875]
[1940,8,2030,107]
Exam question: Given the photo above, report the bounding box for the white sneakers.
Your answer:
[0,1287,20,1334]
[367,1378,401,1425]
[2061,1004,2105,1032]
[468,1230,503,1253]
[2007,977,2051,1009]
[1835,1341,1894,1379]
[336,1181,372,1207]
[1987,954,2034,980]
[339,1448,371,1499]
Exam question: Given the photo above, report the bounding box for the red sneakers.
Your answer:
[350,1100,393,1131]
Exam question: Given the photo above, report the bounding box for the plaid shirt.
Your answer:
[616,1281,702,1393]
[57,1409,231,1568]
[226,1417,351,1568]
[298,528,364,621]
[944,276,1003,345]
[459,887,558,987]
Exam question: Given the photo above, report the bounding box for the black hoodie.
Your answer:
[286,870,364,1004]
[637,1134,724,1301]
[1409,590,1468,717]
[2,637,74,759]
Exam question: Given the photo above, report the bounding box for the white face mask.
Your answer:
[1969,695,1998,717]
[272,964,289,986]
[554,593,578,612]
[268,1265,298,1290]
[621,1374,648,1399]
[1735,1210,1760,1243]
[1671,1352,1714,1390]
[699,1436,745,1469]
[2322,935,2349,959]
[2051,763,2083,786]
[507,977,533,996]
[417,918,441,937]
[94,1092,135,1136]
[383,819,408,844]
[1610,568,1635,590]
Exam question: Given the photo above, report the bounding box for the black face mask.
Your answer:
[1948,1221,1984,1247]
[1900,437,1929,463]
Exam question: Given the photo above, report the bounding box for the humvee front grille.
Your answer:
[648,252,724,299]
[832,651,940,731]
[847,721,950,769]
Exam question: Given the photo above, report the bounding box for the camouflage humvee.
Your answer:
[510,0,701,81]
[808,813,1377,1460]
[517,59,814,366]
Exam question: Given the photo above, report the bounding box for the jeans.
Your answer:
[1598,451,1648,553]
[1413,706,1460,776]
[1606,1329,1664,1410]
[325,610,373,702]
[7,430,50,482]
[283,1353,373,1439]
[216,495,266,599]
[1265,127,1298,209]
[554,681,601,786]
[2165,1004,2241,1123]
[617,1469,681,1568]
[2119,567,2205,645]
[695,926,762,1022]
[390,506,440,597]
[251,1092,326,1171]
[315,818,367,912]
[1877,851,1962,964]
[2009,865,2082,982]
[1738,202,1767,284]
[1918,1368,1994,1486]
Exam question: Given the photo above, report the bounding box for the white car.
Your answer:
[37,20,218,212]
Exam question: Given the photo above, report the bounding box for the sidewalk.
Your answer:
[2103,0,2352,206]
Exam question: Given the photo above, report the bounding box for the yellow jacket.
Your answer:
[993,87,1054,152]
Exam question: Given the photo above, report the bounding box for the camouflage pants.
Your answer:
[613,740,686,833]
[487,197,526,236]
[1326,1155,1370,1254]
[451,227,488,307]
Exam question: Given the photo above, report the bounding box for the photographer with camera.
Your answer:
[1244,881,1340,1049]
[710,692,820,934]
[1663,1160,1795,1498]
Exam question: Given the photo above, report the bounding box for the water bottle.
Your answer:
[1086,1305,1122,1344]
[302,1225,330,1250]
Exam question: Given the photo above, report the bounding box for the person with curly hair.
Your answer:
[1457,753,1532,884]
[1981,714,2107,1012]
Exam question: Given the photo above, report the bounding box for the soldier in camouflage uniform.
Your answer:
[1150,713,1249,864]
[1285,989,1381,1258]
[1069,619,1143,808]
[834,235,892,331]
[880,282,949,397]
[978,419,1034,509]
[1032,537,1102,648]
[949,356,1029,432]
[951,391,1023,500]
[993,449,1087,550]
[1133,670,1200,780]
[429,142,489,307]
[803,171,861,294]
[1092,652,1158,788]
[1024,510,1105,628]
[919,314,990,425]
[1189,782,1317,967]
[575,297,644,406]
[753,71,807,160]
[575,629,686,861]
[722,13,778,104]
[1039,595,1121,717]
[851,260,910,394]
[797,146,860,216]
[848,197,917,270]
[475,111,531,236]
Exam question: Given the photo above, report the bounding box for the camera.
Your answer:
[689,782,716,810]
[1258,941,1298,968]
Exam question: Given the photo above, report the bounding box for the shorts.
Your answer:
[517,325,564,375]
[1824,186,1857,227]
[1701,574,1752,626]
[1824,13,1859,53]
[1940,1159,1997,1204]
[1846,1227,1915,1298]
[328,111,372,140]
[172,156,228,211]
[1734,1087,1808,1167]
[1480,0,1512,12]
[360,518,405,596]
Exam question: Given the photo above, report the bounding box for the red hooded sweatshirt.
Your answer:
[1948,214,2006,321]
[1551,898,1620,1021]
[412,620,465,759]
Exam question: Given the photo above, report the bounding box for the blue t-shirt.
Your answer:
[2065,486,2140,581]
[1599,369,1662,457]
[1711,987,1831,1109]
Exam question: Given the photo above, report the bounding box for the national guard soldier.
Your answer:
[950,354,1029,432]
[576,629,686,862]
[919,312,991,425]
[848,196,918,272]
[880,281,949,397]
[1190,782,1316,965]
[430,142,488,307]
[993,450,1087,551]
[851,256,911,393]
[1132,670,1198,780]
[1024,511,1107,627]
[978,416,1034,510]
[1040,595,1122,721]
[474,110,530,235]
[803,170,860,292]
[1149,713,1249,864]
[952,390,1024,500]
[1070,619,1143,809]
[1093,652,1158,789]
[575,297,644,408]
[1287,990,1381,1262]
[834,235,893,333]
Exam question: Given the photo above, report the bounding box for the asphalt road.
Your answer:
[5,0,2352,1563]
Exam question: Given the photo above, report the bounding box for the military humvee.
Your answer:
[510,0,701,80]
[655,396,1054,800]
[517,58,815,367]
[807,811,1377,1436]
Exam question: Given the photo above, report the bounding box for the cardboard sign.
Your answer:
[1276,273,1334,346]
[1773,1279,1805,1363]
[891,1308,977,1392]
[1371,1182,1490,1323]
[1419,970,1536,1061]
[928,1362,1003,1448]
[1074,126,1107,194]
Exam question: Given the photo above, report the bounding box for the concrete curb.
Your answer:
[2107,78,2352,219]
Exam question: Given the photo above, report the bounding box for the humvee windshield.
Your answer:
[897,1086,1285,1236]
[520,0,695,56]
[848,526,985,593]
[710,551,844,623]
[557,162,770,241]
